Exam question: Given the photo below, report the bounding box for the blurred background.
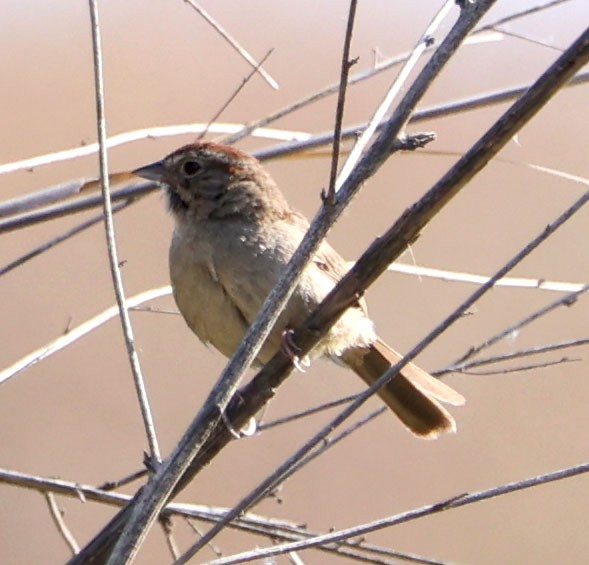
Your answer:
[1,1,588,563]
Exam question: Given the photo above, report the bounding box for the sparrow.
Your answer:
[133,142,464,437]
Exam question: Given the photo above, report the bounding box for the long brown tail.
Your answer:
[341,338,464,438]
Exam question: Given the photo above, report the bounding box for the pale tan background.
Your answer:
[1,1,588,563]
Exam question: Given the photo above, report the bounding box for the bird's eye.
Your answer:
[181,159,201,177]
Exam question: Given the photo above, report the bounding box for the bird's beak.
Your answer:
[132,160,170,183]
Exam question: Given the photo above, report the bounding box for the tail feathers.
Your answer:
[341,339,464,439]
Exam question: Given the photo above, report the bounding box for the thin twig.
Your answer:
[199,48,275,141]
[45,492,80,555]
[445,284,589,368]
[269,408,386,491]
[130,306,179,315]
[257,394,359,431]
[160,518,180,561]
[0,124,310,176]
[389,263,588,294]
[183,0,278,90]
[476,0,571,32]
[0,180,153,234]
[0,467,294,531]
[99,469,149,492]
[184,520,223,559]
[447,337,589,373]
[90,0,160,463]
[458,356,579,375]
[254,70,589,159]
[325,0,358,204]
[491,27,565,52]
[0,200,132,277]
[0,286,170,385]
[0,177,95,217]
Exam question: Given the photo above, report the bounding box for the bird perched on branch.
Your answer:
[134,142,464,437]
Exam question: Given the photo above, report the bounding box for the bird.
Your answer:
[133,141,464,438]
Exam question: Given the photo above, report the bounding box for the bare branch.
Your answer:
[0,286,171,386]
[447,337,589,374]
[184,519,223,560]
[490,28,565,52]
[389,263,588,294]
[0,178,93,217]
[476,0,572,32]
[45,492,80,556]
[0,179,152,234]
[99,470,148,492]
[183,0,278,90]
[89,0,160,463]
[0,200,132,277]
[457,356,579,376]
[257,394,359,431]
[160,517,180,561]
[199,48,275,141]
[268,408,385,488]
[0,124,310,175]
[325,0,358,204]
[446,284,589,368]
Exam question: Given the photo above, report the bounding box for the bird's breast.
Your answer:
[168,224,252,358]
